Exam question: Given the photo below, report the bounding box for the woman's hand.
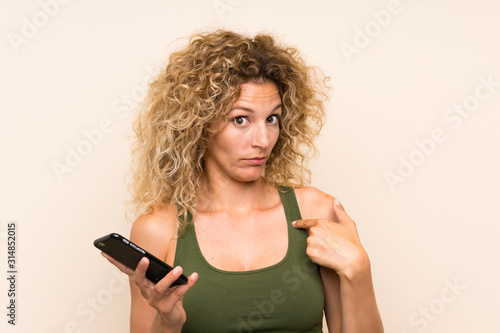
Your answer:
[292,199,369,281]
[101,252,198,330]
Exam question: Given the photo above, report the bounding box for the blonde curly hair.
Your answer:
[127,30,330,233]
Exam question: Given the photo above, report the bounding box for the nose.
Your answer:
[251,122,270,148]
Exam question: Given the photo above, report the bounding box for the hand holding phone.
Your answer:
[94,233,188,286]
[95,233,198,330]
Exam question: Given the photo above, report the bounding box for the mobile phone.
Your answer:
[94,233,188,286]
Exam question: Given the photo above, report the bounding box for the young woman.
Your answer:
[102,30,383,333]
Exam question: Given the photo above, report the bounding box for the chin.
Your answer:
[235,171,264,183]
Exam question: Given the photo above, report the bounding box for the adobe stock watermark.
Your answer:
[7,0,74,54]
[51,65,157,182]
[340,0,410,63]
[400,277,467,333]
[385,74,499,191]
[55,268,128,333]
[213,0,245,22]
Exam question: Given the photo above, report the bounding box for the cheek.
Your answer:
[270,130,280,146]
[212,134,241,158]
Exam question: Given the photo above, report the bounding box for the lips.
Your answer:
[244,156,267,165]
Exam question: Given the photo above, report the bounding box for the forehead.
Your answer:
[234,81,281,106]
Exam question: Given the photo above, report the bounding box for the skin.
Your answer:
[103,81,383,333]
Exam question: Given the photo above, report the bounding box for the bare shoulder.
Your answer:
[294,186,339,222]
[294,186,337,209]
[129,202,178,262]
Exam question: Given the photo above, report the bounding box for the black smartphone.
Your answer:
[94,233,188,286]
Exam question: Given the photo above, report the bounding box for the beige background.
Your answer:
[1,0,499,332]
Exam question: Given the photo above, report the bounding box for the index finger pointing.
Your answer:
[291,219,318,230]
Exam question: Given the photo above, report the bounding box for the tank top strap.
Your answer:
[277,185,302,223]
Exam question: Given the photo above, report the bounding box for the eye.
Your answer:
[232,116,249,126]
[266,115,280,125]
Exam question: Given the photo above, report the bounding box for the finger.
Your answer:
[151,271,199,310]
[163,271,198,299]
[131,257,151,285]
[154,266,188,295]
[332,199,351,224]
[101,252,135,276]
[169,272,198,299]
[291,219,318,230]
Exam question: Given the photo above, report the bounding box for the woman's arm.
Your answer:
[320,255,383,333]
[103,204,198,333]
[294,188,383,333]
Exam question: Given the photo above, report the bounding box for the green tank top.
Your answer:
[174,187,325,332]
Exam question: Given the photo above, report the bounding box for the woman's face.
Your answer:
[204,81,282,183]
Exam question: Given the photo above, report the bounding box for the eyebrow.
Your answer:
[230,104,283,113]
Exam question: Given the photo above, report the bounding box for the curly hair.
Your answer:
[126,30,330,234]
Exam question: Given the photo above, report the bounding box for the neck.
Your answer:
[197,174,275,215]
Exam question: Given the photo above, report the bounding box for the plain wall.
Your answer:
[1,1,499,332]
